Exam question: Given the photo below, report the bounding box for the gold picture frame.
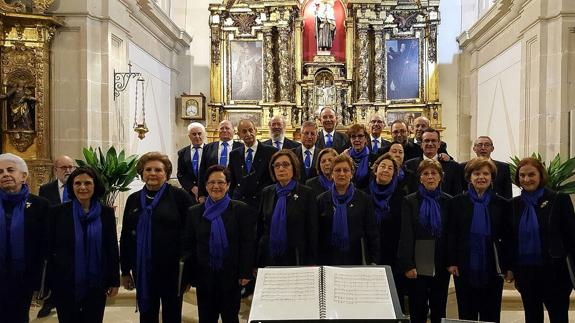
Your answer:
[179,94,205,120]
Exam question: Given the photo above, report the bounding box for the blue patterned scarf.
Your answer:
[370,176,398,224]
[203,194,231,270]
[269,180,297,258]
[72,198,103,300]
[331,184,355,250]
[418,184,443,237]
[518,188,545,265]
[136,183,168,313]
[0,184,29,277]
[349,147,369,184]
[467,185,492,287]
[319,174,333,191]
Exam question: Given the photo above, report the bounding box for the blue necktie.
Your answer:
[373,139,379,152]
[245,148,253,173]
[62,185,69,202]
[192,146,200,177]
[274,141,281,149]
[304,150,311,176]
[219,141,229,166]
[326,133,333,147]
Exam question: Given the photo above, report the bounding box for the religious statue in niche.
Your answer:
[315,0,336,51]
[387,39,419,100]
[1,79,37,131]
[314,72,335,114]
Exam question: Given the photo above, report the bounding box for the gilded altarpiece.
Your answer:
[208,0,441,139]
[0,1,62,192]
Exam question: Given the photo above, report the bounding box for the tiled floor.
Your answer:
[28,282,575,322]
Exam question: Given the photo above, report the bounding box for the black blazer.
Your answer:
[293,146,319,183]
[306,176,330,201]
[184,200,256,290]
[48,202,120,301]
[509,189,575,271]
[346,147,380,190]
[366,178,409,267]
[447,192,511,279]
[120,184,194,289]
[177,145,206,202]
[262,138,301,150]
[2,194,50,292]
[315,130,351,154]
[317,188,380,265]
[258,183,318,266]
[404,157,463,196]
[198,140,243,197]
[460,159,512,199]
[368,137,391,158]
[397,191,451,273]
[228,142,278,209]
[408,138,451,160]
[39,180,62,206]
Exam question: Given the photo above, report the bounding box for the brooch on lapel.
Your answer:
[541,200,549,208]
[293,194,299,201]
[25,202,31,208]
[349,203,354,208]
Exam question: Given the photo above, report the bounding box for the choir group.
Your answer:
[1,107,574,323]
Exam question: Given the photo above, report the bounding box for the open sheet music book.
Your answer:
[248,266,398,321]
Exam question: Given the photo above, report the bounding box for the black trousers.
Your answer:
[515,263,572,323]
[196,284,241,323]
[56,289,107,323]
[454,275,503,323]
[407,269,450,323]
[0,288,33,323]
[139,280,183,323]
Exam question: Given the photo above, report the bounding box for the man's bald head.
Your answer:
[54,155,76,183]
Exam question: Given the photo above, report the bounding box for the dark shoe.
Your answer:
[37,304,54,318]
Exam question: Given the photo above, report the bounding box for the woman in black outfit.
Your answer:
[397,159,451,323]
[508,157,575,323]
[185,165,256,323]
[0,153,50,323]
[120,152,194,323]
[317,153,379,265]
[305,148,337,199]
[48,166,120,323]
[258,150,317,266]
[447,157,510,323]
[345,124,373,190]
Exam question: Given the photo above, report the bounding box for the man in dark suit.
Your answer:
[293,121,319,183]
[37,154,75,318]
[198,120,243,200]
[228,119,278,209]
[404,128,463,196]
[390,120,420,161]
[262,115,300,150]
[410,116,452,160]
[460,136,512,199]
[177,122,206,204]
[368,113,391,157]
[315,107,350,153]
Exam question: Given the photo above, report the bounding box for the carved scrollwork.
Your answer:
[392,10,419,32]
[373,26,384,102]
[428,25,437,63]
[7,131,35,152]
[263,28,276,102]
[278,27,291,102]
[211,26,221,65]
[231,13,258,34]
[0,0,26,12]
[32,0,55,14]
[357,25,369,102]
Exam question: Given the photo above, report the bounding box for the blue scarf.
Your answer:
[349,147,369,184]
[136,183,168,313]
[518,188,545,265]
[369,176,398,224]
[203,194,231,270]
[330,184,355,250]
[418,184,443,237]
[319,174,333,191]
[269,180,297,258]
[398,168,405,182]
[0,185,29,276]
[72,198,103,301]
[467,185,492,287]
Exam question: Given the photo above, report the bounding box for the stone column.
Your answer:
[357,23,370,102]
[263,27,276,102]
[373,25,384,102]
[278,26,291,102]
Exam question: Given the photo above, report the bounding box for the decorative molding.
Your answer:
[231,12,258,34]
[135,0,193,51]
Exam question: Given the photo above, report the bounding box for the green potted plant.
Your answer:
[510,153,575,194]
[76,146,139,207]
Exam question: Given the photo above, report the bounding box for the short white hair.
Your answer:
[0,153,28,173]
[187,122,206,141]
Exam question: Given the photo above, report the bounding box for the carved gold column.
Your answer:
[357,23,370,102]
[278,25,291,103]
[373,25,384,103]
[263,27,276,103]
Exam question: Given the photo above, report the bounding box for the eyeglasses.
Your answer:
[56,166,76,171]
[350,134,366,140]
[207,180,227,186]
[333,168,351,174]
[272,161,292,169]
[474,143,493,148]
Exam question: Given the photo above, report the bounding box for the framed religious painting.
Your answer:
[386,108,422,131]
[386,38,421,101]
[228,40,263,103]
[225,109,262,129]
[179,94,205,120]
